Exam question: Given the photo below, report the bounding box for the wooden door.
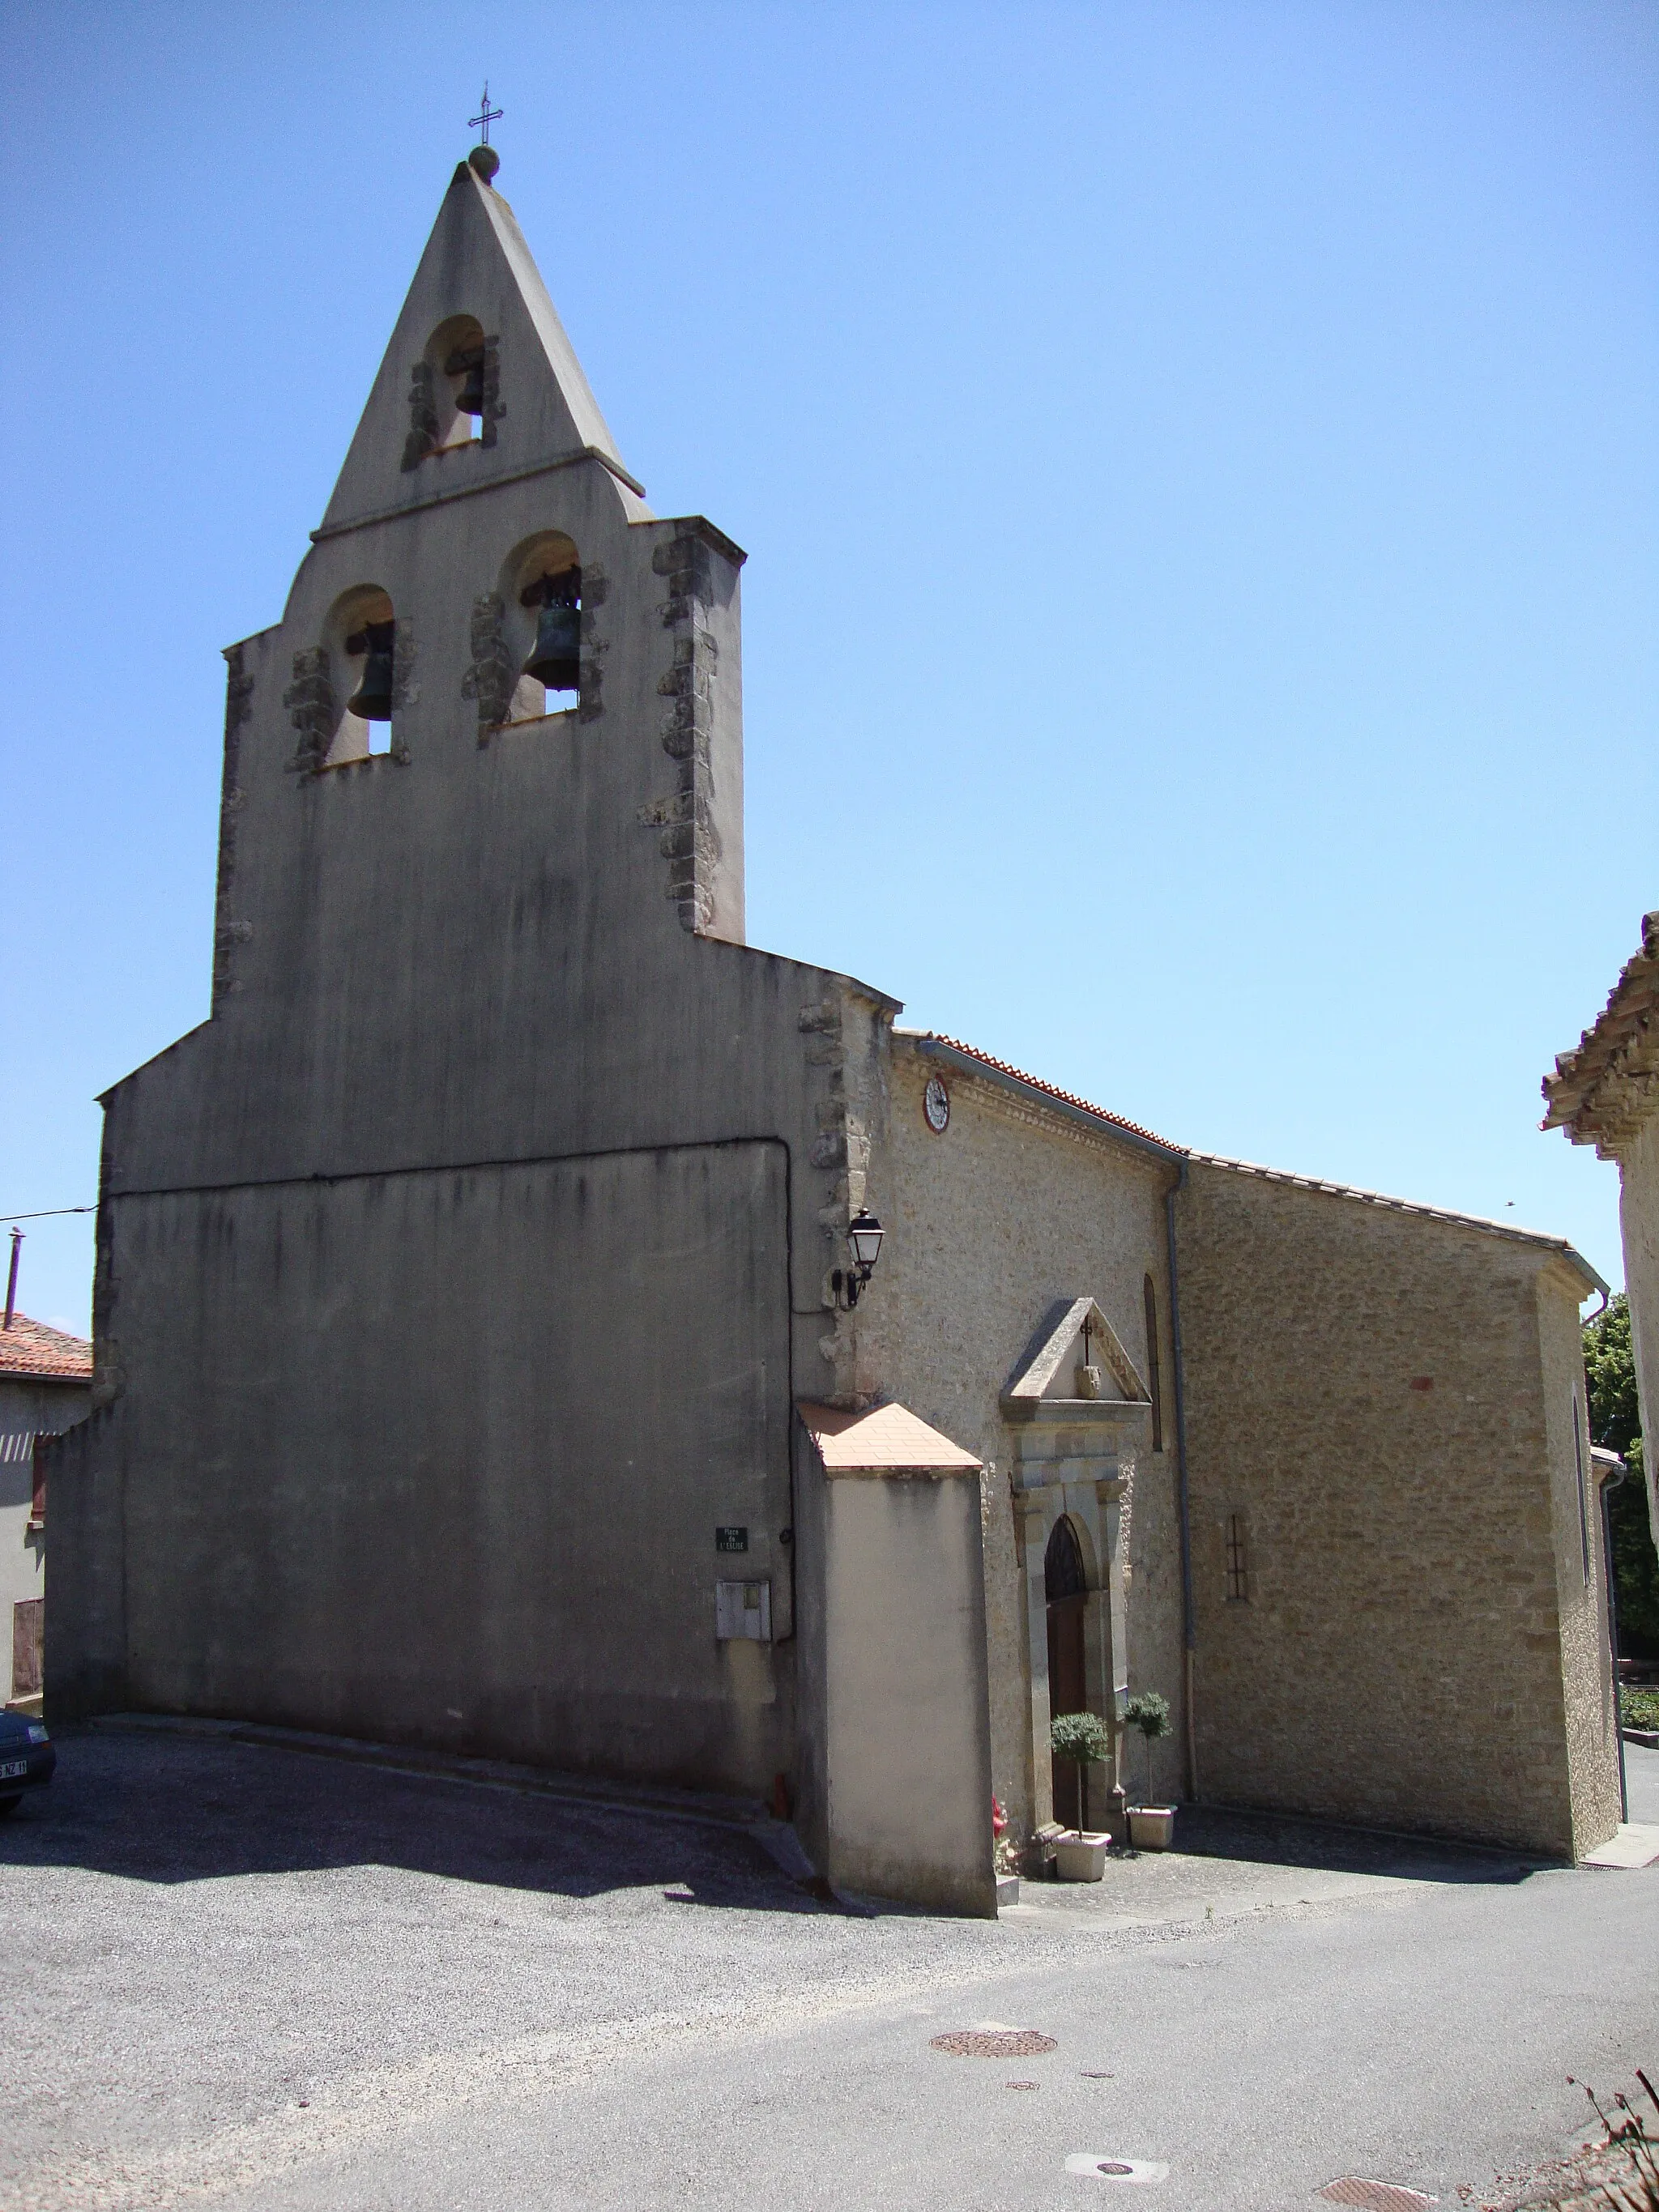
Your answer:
[1044,1515,1090,1828]
[1047,1596,1087,1826]
[11,1598,43,1700]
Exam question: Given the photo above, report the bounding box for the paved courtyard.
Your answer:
[5,1722,1656,2211]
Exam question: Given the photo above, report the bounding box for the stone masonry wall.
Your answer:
[861,1042,1185,1839]
[1174,1160,1616,1859]
[1537,1265,1624,1855]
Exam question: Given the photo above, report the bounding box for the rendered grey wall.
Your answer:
[57,1144,795,1793]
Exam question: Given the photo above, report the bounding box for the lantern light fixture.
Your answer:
[836,1208,885,1308]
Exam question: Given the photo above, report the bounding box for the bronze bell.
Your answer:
[521,571,581,693]
[344,620,396,721]
[445,343,485,416]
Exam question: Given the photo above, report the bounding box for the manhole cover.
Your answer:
[931,2029,1058,2057]
[1320,2182,1435,2211]
[1063,2154,1170,2183]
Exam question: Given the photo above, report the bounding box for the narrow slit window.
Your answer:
[1143,1274,1164,1454]
[1572,1394,1591,1585]
[1225,1515,1248,1603]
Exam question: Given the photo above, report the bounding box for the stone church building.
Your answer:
[50,149,1623,1912]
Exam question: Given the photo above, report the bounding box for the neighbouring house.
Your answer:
[2,1309,92,1706]
[47,146,1624,1910]
[1543,910,1659,1562]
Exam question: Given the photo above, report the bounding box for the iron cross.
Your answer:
[470,84,503,144]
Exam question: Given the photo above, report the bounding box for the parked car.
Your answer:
[0,1710,54,1812]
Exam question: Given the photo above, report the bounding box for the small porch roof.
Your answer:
[796,1400,982,1474]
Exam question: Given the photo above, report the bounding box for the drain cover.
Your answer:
[1063,2154,1170,2183]
[1320,2182,1435,2211]
[931,2029,1057,2057]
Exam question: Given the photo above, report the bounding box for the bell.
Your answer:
[521,572,582,693]
[446,343,485,416]
[524,602,581,692]
[344,620,396,722]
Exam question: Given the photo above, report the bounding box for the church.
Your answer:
[49,147,1623,1912]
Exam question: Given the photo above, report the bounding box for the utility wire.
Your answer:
[1,1206,96,1222]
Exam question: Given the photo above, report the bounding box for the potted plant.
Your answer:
[1121,1690,1175,1849]
[1048,1711,1113,1879]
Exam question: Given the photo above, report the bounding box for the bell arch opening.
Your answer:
[403,314,488,467]
[497,531,581,723]
[322,586,396,765]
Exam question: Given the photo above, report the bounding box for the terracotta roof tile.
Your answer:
[903,1033,1183,1154]
[0,1313,93,1381]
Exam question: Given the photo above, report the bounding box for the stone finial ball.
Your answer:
[468,145,501,183]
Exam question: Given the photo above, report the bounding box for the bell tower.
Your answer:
[207,135,747,1051]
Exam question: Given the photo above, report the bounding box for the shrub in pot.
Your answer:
[1049,1710,1112,1833]
[1121,1690,1171,1809]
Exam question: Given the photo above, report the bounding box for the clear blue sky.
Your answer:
[2,1,1654,1332]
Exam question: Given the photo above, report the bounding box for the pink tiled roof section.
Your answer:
[1542,912,1659,1159]
[797,1400,981,1473]
[0,1313,93,1380]
[908,1033,1183,1153]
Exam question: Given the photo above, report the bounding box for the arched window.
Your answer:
[322,586,397,765]
[1143,1275,1164,1454]
[1572,1394,1592,1584]
[1044,1514,1088,1603]
[403,314,493,468]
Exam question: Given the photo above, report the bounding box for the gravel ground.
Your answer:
[4,1724,1655,2212]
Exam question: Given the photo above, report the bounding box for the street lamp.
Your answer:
[838,1209,885,1308]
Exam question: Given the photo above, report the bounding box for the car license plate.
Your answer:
[0,1758,26,1779]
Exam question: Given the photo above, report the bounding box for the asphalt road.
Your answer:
[5,1724,1656,2212]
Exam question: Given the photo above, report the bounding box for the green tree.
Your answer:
[1584,1294,1659,1660]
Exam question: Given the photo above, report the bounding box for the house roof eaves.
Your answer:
[1542,912,1659,1157]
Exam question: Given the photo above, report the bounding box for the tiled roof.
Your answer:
[1542,913,1659,1160]
[797,1400,981,1473]
[902,1032,1183,1154]
[0,1313,93,1381]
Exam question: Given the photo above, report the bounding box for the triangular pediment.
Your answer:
[1003,1298,1149,1406]
[318,157,647,535]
